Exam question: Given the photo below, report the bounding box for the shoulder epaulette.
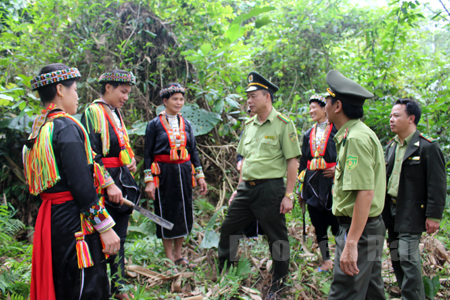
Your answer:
[277,113,290,124]
[387,137,395,147]
[420,133,436,142]
[245,115,256,125]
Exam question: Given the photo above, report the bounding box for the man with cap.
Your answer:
[325,70,386,300]
[383,99,446,300]
[218,71,301,299]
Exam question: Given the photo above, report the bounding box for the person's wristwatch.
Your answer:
[285,193,294,200]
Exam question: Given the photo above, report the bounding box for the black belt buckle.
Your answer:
[248,181,256,186]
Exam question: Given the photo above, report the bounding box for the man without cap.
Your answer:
[325,70,386,300]
[382,99,446,300]
[218,72,301,299]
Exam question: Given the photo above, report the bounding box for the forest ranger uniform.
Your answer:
[81,71,140,295]
[326,70,387,300]
[218,72,301,296]
[24,68,115,300]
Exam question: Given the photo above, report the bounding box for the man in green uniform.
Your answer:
[382,99,446,300]
[325,70,386,300]
[218,72,301,300]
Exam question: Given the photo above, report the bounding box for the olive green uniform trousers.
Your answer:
[329,217,386,300]
[218,179,289,291]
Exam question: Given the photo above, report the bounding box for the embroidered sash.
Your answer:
[309,123,333,171]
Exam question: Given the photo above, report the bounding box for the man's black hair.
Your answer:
[331,97,364,119]
[394,98,421,125]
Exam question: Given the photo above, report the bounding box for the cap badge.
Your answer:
[249,75,253,82]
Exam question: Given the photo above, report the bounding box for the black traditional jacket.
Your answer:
[299,124,337,210]
[143,115,201,169]
[81,102,140,214]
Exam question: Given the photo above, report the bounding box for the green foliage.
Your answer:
[423,275,441,299]
[1,0,450,298]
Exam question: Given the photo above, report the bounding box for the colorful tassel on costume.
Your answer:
[23,111,94,195]
[151,162,160,188]
[151,162,160,175]
[119,147,132,165]
[309,151,326,171]
[81,214,95,235]
[75,232,94,269]
[170,148,179,161]
[295,170,306,194]
[23,122,60,195]
[179,148,188,160]
[93,162,106,188]
[191,164,197,187]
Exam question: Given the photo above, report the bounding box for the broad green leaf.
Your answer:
[255,17,272,29]
[224,23,242,43]
[185,55,200,62]
[150,103,221,136]
[231,6,276,26]
[129,121,147,136]
[200,43,212,56]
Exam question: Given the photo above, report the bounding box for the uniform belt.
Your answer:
[245,178,281,186]
[391,197,397,205]
[337,215,380,225]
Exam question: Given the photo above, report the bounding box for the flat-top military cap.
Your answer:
[326,70,374,106]
[245,71,279,94]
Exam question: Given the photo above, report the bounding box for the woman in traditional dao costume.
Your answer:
[144,83,207,267]
[23,63,120,300]
[81,70,140,300]
[297,94,339,272]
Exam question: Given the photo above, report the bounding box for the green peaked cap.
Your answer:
[245,71,279,94]
[326,70,374,106]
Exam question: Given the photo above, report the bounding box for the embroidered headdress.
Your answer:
[309,94,326,106]
[159,83,185,99]
[30,68,81,90]
[99,71,136,85]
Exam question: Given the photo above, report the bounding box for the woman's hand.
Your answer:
[106,184,124,205]
[198,178,207,195]
[127,157,137,173]
[145,182,156,200]
[99,228,121,256]
[323,165,336,178]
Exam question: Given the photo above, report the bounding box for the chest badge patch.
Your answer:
[289,132,297,142]
[346,155,358,171]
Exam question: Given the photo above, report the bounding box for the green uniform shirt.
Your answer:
[387,132,415,198]
[332,119,386,218]
[237,108,301,181]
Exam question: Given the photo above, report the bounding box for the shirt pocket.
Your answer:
[259,138,279,154]
[403,158,421,179]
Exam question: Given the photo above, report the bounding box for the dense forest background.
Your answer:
[0,0,449,299]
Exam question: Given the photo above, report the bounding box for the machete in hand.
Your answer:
[123,199,174,230]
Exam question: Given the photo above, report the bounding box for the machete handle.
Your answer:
[122,198,135,208]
